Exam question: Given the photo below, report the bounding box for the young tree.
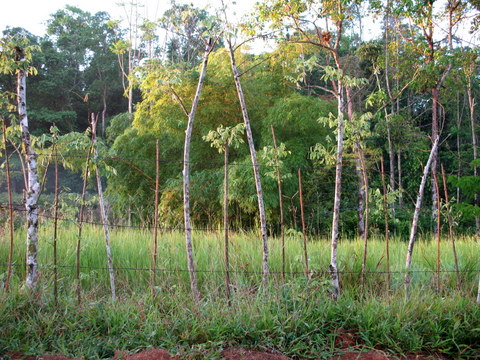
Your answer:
[204,123,245,300]
[182,38,217,301]
[0,37,40,290]
[221,4,271,284]
[405,137,439,296]
[393,0,464,234]
[91,114,116,301]
[257,0,367,298]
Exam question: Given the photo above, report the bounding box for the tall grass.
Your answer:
[1,221,479,298]
[1,222,480,358]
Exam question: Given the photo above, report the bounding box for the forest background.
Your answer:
[1,0,479,238]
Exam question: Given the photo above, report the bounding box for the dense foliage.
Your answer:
[1,0,479,237]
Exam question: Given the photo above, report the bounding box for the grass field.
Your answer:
[1,222,479,295]
[1,222,480,358]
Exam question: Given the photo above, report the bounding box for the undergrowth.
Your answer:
[1,285,480,359]
[1,226,480,359]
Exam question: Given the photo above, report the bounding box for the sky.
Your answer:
[0,0,257,38]
[1,0,477,49]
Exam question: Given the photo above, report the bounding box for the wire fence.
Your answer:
[1,148,478,301]
[1,262,478,275]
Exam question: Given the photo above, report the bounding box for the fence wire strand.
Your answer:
[1,262,477,276]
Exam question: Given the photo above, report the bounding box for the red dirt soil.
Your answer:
[330,328,446,360]
[2,348,447,360]
[3,352,83,360]
[2,330,448,360]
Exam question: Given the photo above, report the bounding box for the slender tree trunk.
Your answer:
[360,149,369,296]
[91,114,116,301]
[227,40,269,286]
[330,85,345,300]
[224,145,231,302]
[467,78,479,237]
[76,145,92,305]
[271,126,285,281]
[405,137,439,296]
[152,140,160,292]
[381,157,391,292]
[298,169,309,277]
[17,53,41,291]
[3,120,15,292]
[467,76,480,303]
[183,41,213,301]
[431,88,440,236]
[53,144,59,304]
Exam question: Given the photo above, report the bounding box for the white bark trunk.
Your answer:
[183,41,213,301]
[91,114,116,301]
[330,85,345,300]
[405,137,439,295]
[17,59,41,291]
[227,40,269,286]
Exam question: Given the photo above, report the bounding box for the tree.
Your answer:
[257,0,368,298]
[108,0,143,114]
[47,6,124,131]
[1,35,40,290]
[392,0,464,234]
[182,38,217,300]
[405,137,439,296]
[91,114,116,300]
[160,3,221,66]
[223,1,271,284]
